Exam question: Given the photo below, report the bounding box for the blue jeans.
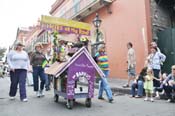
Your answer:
[9,69,27,100]
[45,74,52,89]
[33,66,46,91]
[131,80,144,97]
[98,70,113,100]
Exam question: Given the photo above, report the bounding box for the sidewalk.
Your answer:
[108,78,130,94]
[95,78,130,95]
[80,78,131,95]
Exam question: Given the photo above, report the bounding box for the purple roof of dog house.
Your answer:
[45,47,105,78]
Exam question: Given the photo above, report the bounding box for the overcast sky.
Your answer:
[0,0,56,49]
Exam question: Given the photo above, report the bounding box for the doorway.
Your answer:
[157,28,175,74]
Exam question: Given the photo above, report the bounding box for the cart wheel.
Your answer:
[85,98,91,108]
[66,99,73,109]
[54,95,59,102]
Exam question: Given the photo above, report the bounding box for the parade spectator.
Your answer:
[130,67,147,98]
[150,41,161,53]
[95,44,114,103]
[30,42,46,97]
[7,42,30,102]
[144,68,157,102]
[123,42,136,88]
[44,48,52,91]
[146,47,166,87]
[154,73,167,98]
[163,65,175,102]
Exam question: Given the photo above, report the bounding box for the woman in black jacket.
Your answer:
[130,67,147,98]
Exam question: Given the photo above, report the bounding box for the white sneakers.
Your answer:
[144,97,154,102]
[167,99,172,103]
[40,90,44,97]
[9,96,15,100]
[36,90,45,97]
[36,91,40,97]
[22,98,28,102]
[150,98,154,102]
[10,96,28,102]
[144,97,148,101]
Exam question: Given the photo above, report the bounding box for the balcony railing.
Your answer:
[58,0,98,19]
[37,32,50,44]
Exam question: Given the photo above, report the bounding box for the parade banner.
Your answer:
[41,15,91,36]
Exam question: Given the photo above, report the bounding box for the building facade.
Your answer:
[14,27,30,48]
[150,0,175,74]
[12,0,175,78]
[16,23,52,54]
[49,0,152,79]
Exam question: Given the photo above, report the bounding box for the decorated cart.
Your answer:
[46,47,104,109]
[41,16,105,109]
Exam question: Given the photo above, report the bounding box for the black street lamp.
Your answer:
[92,13,103,83]
[93,13,102,42]
[92,13,103,58]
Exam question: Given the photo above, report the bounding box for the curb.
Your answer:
[79,82,130,95]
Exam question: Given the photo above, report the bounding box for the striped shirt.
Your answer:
[95,52,109,71]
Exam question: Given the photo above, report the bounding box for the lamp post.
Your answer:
[93,13,102,43]
[91,13,102,58]
[92,13,102,83]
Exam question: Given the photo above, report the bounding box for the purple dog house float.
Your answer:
[46,47,105,109]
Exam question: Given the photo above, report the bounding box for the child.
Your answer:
[154,73,167,98]
[144,68,157,102]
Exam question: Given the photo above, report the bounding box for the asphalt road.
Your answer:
[0,77,174,116]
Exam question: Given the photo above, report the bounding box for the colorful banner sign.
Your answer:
[41,15,91,36]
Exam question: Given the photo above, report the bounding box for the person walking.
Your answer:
[146,47,166,87]
[123,42,136,88]
[95,44,114,103]
[30,42,46,97]
[44,48,52,91]
[7,42,30,102]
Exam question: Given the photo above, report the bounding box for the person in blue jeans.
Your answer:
[95,44,113,103]
[130,67,147,98]
[7,42,30,102]
[30,42,46,97]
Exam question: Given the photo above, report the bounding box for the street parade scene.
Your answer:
[0,0,174,116]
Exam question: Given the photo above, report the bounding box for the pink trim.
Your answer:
[50,0,65,15]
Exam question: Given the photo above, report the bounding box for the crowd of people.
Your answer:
[5,40,113,103]
[4,40,175,104]
[125,41,175,103]
[6,42,52,102]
